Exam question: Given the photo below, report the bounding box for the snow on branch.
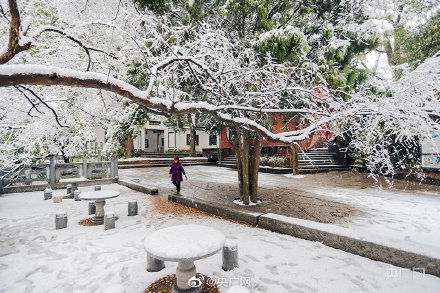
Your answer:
[0,64,330,143]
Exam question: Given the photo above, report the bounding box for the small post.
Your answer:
[222,239,238,271]
[128,200,138,216]
[113,157,118,178]
[83,159,88,179]
[94,185,101,191]
[104,212,115,230]
[88,201,96,215]
[110,159,115,179]
[71,182,78,193]
[55,211,67,229]
[44,188,53,200]
[73,190,81,201]
[49,155,56,184]
[146,254,165,272]
[66,184,72,196]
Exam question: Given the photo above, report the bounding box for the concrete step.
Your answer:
[119,162,212,169]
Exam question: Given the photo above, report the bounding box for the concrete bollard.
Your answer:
[104,212,115,230]
[55,211,68,229]
[94,185,101,191]
[146,254,165,272]
[88,201,96,215]
[128,200,138,216]
[66,184,72,196]
[53,195,63,203]
[44,188,52,200]
[74,190,81,201]
[222,239,238,271]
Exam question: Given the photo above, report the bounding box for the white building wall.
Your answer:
[133,120,220,153]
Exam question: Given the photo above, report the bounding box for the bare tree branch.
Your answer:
[16,85,67,128]
[0,0,32,64]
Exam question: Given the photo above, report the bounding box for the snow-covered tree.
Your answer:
[0,0,439,203]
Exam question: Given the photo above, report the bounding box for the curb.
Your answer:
[168,194,440,278]
[168,194,264,226]
[118,179,159,195]
[1,178,117,195]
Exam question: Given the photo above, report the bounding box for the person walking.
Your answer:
[169,156,186,194]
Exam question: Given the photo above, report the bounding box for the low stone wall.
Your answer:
[167,194,440,278]
[118,179,158,195]
[1,178,117,195]
[168,194,264,226]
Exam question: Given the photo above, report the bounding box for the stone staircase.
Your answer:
[217,153,237,169]
[298,146,347,173]
[118,157,211,169]
[218,145,348,174]
[136,152,190,158]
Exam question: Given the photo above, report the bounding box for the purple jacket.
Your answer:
[169,162,185,182]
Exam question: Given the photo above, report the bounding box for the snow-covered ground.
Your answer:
[1,184,439,292]
[307,186,440,259]
[120,166,440,259]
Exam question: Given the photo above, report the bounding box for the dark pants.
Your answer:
[172,181,181,192]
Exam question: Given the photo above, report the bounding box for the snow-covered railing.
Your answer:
[0,156,118,190]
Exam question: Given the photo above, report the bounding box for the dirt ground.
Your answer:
[119,166,440,224]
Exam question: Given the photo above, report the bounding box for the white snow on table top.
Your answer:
[144,225,225,261]
[79,190,120,200]
[1,183,440,292]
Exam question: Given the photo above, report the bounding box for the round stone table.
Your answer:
[79,190,120,224]
[144,225,225,293]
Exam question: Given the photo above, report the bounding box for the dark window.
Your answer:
[161,138,164,147]
[186,134,199,146]
[209,134,217,145]
[145,139,149,148]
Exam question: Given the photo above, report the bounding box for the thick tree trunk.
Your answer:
[249,134,262,203]
[291,143,298,175]
[187,114,196,157]
[241,129,250,205]
[125,138,134,158]
[235,126,243,200]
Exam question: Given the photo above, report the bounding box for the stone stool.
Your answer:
[104,212,115,230]
[55,211,67,229]
[94,185,101,191]
[146,254,165,272]
[222,239,238,271]
[53,195,63,203]
[74,190,81,201]
[66,184,72,196]
[44,188,52,200]
[151,188,159,195]
[128,200,138,216]
[88,201,96,215]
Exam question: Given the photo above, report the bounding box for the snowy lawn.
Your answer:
[307,186,440,259]
[1,184,439,292]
